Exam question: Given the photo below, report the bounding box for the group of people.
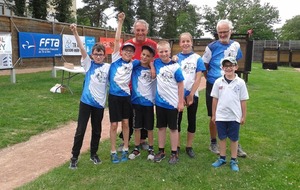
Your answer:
[68,12,249,172]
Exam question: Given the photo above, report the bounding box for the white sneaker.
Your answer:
[128,149,140,160]
[209,143,220,155]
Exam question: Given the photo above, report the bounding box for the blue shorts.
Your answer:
[215,121,240,141]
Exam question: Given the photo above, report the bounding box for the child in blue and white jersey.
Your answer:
[128,45,157,161]
[176,32,206,158]
[153,40,184,164]
[69,23,110,169]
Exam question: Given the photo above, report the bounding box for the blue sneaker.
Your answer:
[230,160,239,171]
[121,151,129,162]
[111,153,120,164]
[212,158,226,167]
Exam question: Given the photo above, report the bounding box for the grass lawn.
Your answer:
[1,63,300,189]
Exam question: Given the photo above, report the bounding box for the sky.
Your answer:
[76,0,298,31]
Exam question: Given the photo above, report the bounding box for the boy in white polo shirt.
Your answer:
[210,57,249,171]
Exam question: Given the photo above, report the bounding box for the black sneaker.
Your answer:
[69,157,78,169]
[128,148,140,160]
[90,154,102,164]
[168,153,179,164]
[154,151,166,162]
[186,147,195,158]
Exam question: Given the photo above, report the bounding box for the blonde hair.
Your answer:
[179,32,193,42]
[157,40,171,50]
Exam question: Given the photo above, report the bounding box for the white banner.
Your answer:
[0,32,13,69]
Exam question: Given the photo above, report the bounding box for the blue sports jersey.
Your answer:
[131,60,156,106]
[202,40,242,84]
[177,52,206,97]
[109,53,139,96]
[154,58,184,109]
[80,56,110,108]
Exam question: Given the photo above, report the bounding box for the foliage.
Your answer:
[78,0,113,27]
[11,63,300,190]
[201,0,280,40]
[51,0,74,23]
[279,15,300,40]
[5,0,26,17]
[29,0,49,20]
[112,0,135,33]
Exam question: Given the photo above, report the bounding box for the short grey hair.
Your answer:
[132,19,149,33]
[216,19,233,31]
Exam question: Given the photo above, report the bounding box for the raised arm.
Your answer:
[70,23,87,59]
[112,12,125,54]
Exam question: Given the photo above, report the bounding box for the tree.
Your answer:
[113,0,135,33]
[201,0,280,40]
[29,0,49,20]
[279,15,300,40]
[176,4,203,38]
[5,0,26,17]
[80,0,113,27]
[51,0,74,23]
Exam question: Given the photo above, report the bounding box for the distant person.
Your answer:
[176,32,206,158]
[69,23,110,169]
[118,18,158,151]
[153,41,184,164]
[211,57,249,171]
[202,19,247,157]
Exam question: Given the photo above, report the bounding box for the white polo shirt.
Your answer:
[210,74,249,123]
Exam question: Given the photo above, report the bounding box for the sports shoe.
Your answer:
[209,143,220,155]
[69,157,78,169]
[168,153,179,164]
[90,154,102,164]
[121,150,129,162]
[230,160,239,171]
[111,153,120,164]
[147,149,155,161]
[237,144,247,158]
[212,158,226,167]
[153,151,166,162]
[186,147,195,158]
[140,142,149,150]
[117,143,124,152]
[128,148,140,160]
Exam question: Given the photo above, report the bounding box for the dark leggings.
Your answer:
[71,101,104,158]
[178,96,199,133]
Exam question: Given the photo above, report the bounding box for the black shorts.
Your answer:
[156,106,178,130]
[205,81,213,117]
[108,94,132,122]
[132,104,154,130]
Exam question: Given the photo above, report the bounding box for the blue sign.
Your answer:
[18,32,62,58]
[85,36,95,55]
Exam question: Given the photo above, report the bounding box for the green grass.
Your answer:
[1,63,300,189]
[0,71,84,148]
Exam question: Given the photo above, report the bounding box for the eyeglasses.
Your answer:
[217,30,230,35]
[122,49,134,54]
[93,53,105,57]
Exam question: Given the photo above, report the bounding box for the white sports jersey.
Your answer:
[154,58,184,109]
[80,56,110,108]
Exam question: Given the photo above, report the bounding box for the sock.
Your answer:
[220,156,226,160]
[211,139,217,144]
[148,145,153,150]
[171,150,177,155]
[159,148,165,152]
[111,150,117,154]
[231,157,237,161]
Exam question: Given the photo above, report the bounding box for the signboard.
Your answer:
[100,37,123,55]
[18,32,62,58]
[63,34,95,55]
[0,32,13,69]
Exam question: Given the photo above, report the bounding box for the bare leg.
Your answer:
[134,129,141,146]
[219,139,227,157]
[148,130,154,147]
[230,140,238,158]
[110,122,118,152]
[186,132,194,147]
[158,128,166,149]
[209,118,217,140]
[121,119,129,150]
[170,129,179,152]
